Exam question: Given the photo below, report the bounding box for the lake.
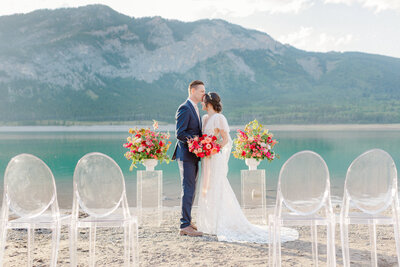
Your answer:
[1,125,399,209]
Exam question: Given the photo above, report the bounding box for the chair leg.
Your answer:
[340,219,350,267]
[50,224,61,267]
[28,227,35,267]
[369,222,378,267]
[311,222,318,267]
[69,224,78,267]
[393,214,400,265]
[268,221,273,267]
[276,221,282,267]
[124,223,130,267]
[89,225,97,267]
[0,224,7,265]
[132,220,139,267]
[327,222,336,267]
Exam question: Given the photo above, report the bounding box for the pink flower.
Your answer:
[153,120,159,130]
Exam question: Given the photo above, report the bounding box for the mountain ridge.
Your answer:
[0,4,399,124]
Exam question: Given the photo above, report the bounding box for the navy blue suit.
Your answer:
[172,100,202,229]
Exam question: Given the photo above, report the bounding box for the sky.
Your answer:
[1,0,399,58]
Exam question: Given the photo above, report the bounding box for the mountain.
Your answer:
[1,4,400,125]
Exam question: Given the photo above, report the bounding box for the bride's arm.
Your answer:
[214,128,229,148]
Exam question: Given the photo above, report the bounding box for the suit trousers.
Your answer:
[178,160,199,229]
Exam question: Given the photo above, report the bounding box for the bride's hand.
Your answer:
[202,188,208,197]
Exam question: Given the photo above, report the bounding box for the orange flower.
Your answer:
[271,140,277,147]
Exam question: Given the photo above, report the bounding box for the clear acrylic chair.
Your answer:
[269,150,336,267]
[340,149,400,267]
[0,153,66,266]
[70,152,138,267]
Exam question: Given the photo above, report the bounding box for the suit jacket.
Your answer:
[172,100,202,162]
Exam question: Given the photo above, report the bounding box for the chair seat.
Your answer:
[76,214,138,228]
[340,212,394,225]
[269,213,334,226]
[7,214,71,228]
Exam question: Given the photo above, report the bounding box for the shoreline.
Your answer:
[1,123,400,132]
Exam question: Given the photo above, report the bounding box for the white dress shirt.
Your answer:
[188,98,200,122]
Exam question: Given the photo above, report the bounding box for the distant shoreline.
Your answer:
[1,124,400,132]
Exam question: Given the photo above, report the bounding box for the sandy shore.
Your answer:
[2,207,399,266]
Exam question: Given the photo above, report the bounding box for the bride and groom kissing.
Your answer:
[171,80,293,243]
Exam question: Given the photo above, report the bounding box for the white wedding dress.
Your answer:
[197,113,298,243]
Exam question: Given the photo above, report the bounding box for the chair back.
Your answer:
[278,150,330,216]
[345,149,397,214]
[73,152,125,217]
[3,154,56,218]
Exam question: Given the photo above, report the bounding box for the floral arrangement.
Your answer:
[123,120,171,170]
[232,119,278,162]
[188,134,221,158]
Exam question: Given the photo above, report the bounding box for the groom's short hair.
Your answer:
[188,80,204,96]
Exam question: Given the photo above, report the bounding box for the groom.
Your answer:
[172,80,205,237]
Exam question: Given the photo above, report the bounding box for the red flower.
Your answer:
[156,149,161,154]
[198,153,205,158]
[239,130,248,139]
[123,142,133,148]
[193,141,199,148]
[206,151,211,156]
[212,136,217,141]
[242,151,246,156]
[159,141,164,147]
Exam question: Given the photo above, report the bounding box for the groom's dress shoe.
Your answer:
[190,223,198,231]
[180,226,203,237]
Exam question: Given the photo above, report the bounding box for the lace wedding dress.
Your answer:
[197,113,298,243]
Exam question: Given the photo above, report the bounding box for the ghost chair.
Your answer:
[70,152,138,267]
[0,153,67,266]
[340,149,400,267]
[269,150,336,267]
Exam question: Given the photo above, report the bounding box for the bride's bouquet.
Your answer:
[123,120,171,170]
[232,119,278,162]
[188,134,221,158]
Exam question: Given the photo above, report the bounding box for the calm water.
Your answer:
[0,127,399,208]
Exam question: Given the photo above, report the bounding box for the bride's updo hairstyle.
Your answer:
[204,92,222,113]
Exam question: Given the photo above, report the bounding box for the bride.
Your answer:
[197,92,298,243]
